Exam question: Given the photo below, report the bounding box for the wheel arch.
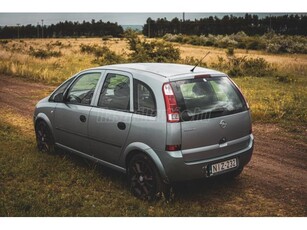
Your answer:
[34,113,54,137]
[123,142,169,183]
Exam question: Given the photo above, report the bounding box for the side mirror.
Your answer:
[53,93,64,102]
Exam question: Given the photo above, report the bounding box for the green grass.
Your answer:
[234,75,307,124]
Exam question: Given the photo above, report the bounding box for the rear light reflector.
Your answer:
[163,83,180,122]
[166,145,181,151]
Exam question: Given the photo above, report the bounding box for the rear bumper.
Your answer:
[159,134,254,183]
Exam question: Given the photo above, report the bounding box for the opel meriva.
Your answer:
[34,63,254,200]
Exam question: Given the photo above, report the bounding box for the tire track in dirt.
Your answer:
[0,75,54,117]
[245,124,307,213]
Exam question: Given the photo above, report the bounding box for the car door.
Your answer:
[88,71,133,164]
[171,76,251,163]
[53,71,103,154]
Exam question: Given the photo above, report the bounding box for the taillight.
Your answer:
[162,83,180,122]
[166,145,181,151]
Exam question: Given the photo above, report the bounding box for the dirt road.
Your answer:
[0,74,306,216]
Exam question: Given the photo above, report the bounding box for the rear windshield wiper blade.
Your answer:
[209,107,227,113]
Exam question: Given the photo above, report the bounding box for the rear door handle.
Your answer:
[117,122,126,130]
[80,115,86,122]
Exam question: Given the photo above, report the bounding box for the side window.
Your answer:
[98,73,130,111]
[49,78,74,102]
[66,72,101,105]
[134,80,156,117]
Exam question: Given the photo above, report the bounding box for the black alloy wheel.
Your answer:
[128,154,166,201]
[35,120,55,154]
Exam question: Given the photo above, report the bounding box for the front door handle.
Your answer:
[80,115,86,123]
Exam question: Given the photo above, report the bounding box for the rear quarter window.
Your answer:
[133,79,157,117]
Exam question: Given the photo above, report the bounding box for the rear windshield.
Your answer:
[171,77,247,121]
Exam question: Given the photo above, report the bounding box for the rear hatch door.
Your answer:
[171,76,252,162]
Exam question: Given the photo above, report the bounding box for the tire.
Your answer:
[35,120,55,154]
[128,153,169,201]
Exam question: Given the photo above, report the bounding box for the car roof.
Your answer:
[90,63,225,78]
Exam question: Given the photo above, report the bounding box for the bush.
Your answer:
[29,47,62,59]
[93,46,125,65]
[80,44,104,56]
[50,40,71,48]
[102,35,113,41]
[211,55,274,77]
[163,33,186,44]
[265,35,307,54]
[181,56,208,67]
[241,57,274,77]
[226,47,235,56]
[216,35,238,48]
[52,40,63,46]
[274,73,295,83]
[163,32,307,54]
[125,30,180,63]
[0,40,10,45]
[80,44,125,65]
[246,38,266,50]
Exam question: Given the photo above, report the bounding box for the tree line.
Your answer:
[1,14,306,39]
[142,14,307,37]
[0,20,124,39]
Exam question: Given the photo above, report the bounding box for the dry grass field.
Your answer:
[0,37,306,124]
[1,38,306,83]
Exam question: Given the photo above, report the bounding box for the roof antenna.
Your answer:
[190,51,210,72]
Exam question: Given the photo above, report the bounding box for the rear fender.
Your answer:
[122,142,168,183]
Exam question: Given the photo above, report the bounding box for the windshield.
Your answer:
[171,77,247,121]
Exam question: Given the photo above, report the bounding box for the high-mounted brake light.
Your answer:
[162,83,180,122]
[194,74,211,79]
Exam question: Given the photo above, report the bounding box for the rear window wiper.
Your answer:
[208,107,229,115]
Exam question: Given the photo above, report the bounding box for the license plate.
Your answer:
[210,158,237,175]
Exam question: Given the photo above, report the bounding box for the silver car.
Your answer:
[34,63,254,200]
